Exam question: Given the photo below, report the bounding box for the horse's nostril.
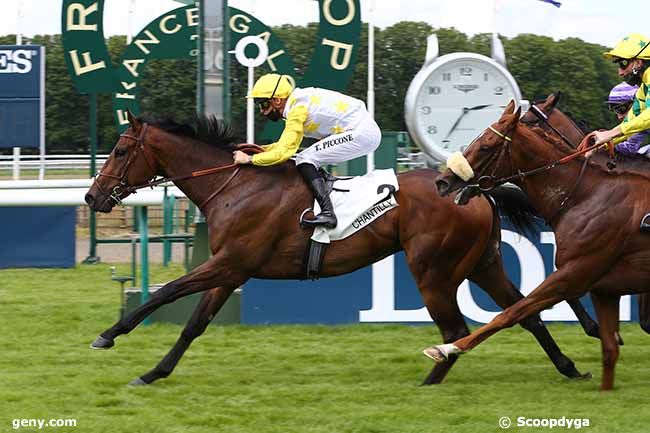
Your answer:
[85,193,95,207]
[435,179,450,195]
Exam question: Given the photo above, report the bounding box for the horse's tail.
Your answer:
[486,186,541,238]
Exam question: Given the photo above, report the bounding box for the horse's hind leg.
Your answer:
[468,263,587,379]
[638,293,650,334]
[91,255,245,349]
[566,298,601,340]
[131,286,234,386]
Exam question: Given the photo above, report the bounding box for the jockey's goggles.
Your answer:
[608,101,632,115]
[613,58,631,69]
[255,98,272,111]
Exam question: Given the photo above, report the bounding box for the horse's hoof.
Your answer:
[423,347,447,363]
[570,371,592,381]
[615,332,624,346]
[129,377,148,386]
[90,335,114,350]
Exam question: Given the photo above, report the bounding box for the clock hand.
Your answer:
[445,108,469,139]
[466,104,492,111]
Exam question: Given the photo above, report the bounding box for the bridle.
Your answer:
[462,105,613,223]
[94,123,260,209]
[467,108,607,194]
[94,123,157,205]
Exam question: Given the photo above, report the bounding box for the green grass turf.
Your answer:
[1,264,650,432]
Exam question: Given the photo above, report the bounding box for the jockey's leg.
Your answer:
[296,162,338,229]
[295,115,380,229]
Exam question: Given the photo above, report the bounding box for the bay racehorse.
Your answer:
[523,93,650,336]
[85,111,590,385]
[431,100,650,390]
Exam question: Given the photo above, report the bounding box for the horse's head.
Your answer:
[435,100,521,205]
[521,93,587,147]
[85,111,160,212]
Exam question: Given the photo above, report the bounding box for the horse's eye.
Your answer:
[115,147,128,157]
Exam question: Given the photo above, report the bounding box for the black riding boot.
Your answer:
[641,213,650,233]
[297,163,338,229]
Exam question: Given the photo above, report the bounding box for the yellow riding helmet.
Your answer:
[247,74,294,99]
[604,33,650,60]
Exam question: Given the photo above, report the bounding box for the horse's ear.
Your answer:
[126,109,142,131]
[504,100,516,114]
[551,92,562,107]
[514,105,522,118]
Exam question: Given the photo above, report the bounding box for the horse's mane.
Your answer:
[138,113,239,151]
[519,111,650,182]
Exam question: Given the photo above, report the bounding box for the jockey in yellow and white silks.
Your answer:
[232,73,381,229]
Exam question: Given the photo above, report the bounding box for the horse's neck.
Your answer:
[512,130,594,222]
[152,134,233,205]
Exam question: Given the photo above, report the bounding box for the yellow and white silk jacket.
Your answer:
[252,87,368,166]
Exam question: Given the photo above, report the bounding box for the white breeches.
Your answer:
[295,115,381,168]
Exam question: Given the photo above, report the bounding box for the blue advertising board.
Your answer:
[0,207,76,268]
[242,219,638,325]
[0,45,44,148]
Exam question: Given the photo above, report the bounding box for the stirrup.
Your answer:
[300,212,337,229]
[641,213,650,233]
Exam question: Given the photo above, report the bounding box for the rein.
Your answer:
[95,122,263,206]
[472,122,609,193]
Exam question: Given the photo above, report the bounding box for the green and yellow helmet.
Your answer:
[604,33,650,60]
[247,74,294,99]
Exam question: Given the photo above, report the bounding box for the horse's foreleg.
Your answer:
[131,286,235,385]
[467,264,587,379]
[91,255,246,349]
[425,269,591,363]
[591,292,620,391]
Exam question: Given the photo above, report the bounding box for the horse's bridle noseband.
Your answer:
[94,123,158,205]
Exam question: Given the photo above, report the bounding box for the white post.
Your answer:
[247,65,255,143]
[233,36,268,144]
[14,1,23,180]
[12,148,20,180]
[366,0,375,173]
[39,46,45,180]
[367,0,394,315]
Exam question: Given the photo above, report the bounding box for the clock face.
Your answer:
[405,53,522,162]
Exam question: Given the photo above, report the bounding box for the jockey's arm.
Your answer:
[252,105,308,166]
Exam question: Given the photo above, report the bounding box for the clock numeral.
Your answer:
[420,106,431,115]
[442,73,451,81]
[484,73,489,82]
[494,86,504,95]
[428,86,441,95]
[427,125,438,135]
[459,67,472,76]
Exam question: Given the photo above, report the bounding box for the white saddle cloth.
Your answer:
[310,169,399,244]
